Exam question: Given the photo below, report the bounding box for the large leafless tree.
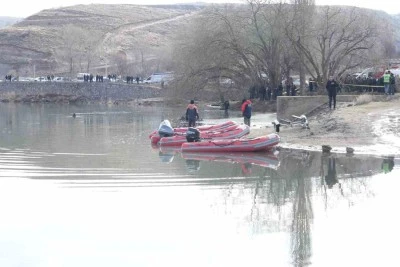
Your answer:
[58,24,102,77]
[287,6,378,87]
[172,2,389,97]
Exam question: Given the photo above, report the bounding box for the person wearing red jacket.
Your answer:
[241,99,252,126]
[186,100,200,127]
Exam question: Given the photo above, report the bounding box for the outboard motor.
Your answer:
[186,127,200,142]
[158,120,174,137]
[272,119,280,133]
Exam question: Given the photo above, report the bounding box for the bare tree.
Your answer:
[57,25,103,77]
[172,2,388,98]
[172,7,248,99]
[172,1,291,99]
[287,6,378,87]
[247,0,288,89]
[287,0,315,94]
[81,30,102,73]
[111,51,128,76]
[59,25,86,78]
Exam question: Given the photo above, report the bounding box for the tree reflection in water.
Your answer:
[164,148,385,266]
[290,152,313,267]
[243,150,383,267]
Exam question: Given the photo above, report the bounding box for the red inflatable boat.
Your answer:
[181,133,280,153]
[158,124,250,146]
[149,120,238,140]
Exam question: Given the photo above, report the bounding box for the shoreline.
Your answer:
[246,96,400,157]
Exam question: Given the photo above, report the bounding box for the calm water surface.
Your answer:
[0,103,399,267]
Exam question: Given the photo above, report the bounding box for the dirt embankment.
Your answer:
[248,96,400,156]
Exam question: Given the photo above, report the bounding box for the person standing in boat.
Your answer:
[241,98,252,126]
[186,100,200,127]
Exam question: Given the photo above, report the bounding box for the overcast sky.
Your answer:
[1,0,400,18]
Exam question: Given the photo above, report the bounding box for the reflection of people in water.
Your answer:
[241,162,252,175]
[301,151,311,167]
[381,157,395,174]
[158,151,174,163]
[325,157,338,189]
[186,159,200,173]
[224,109,229,118]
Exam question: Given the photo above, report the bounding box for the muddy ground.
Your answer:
[247,95,400,156]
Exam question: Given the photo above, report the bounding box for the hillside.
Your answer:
[0,4,204,77]
[0,3,399,78]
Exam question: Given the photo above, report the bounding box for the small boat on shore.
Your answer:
[181,133,280,153]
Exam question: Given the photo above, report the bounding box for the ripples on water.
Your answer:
[0,103,399,267]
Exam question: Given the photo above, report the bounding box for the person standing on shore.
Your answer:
[241,98,252,126]
[326,76,339,110]
[383,70,391,95]
[223,100,230,118]
[186,100,199,127]
[390,72,396,95]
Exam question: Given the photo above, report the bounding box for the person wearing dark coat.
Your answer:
[326,76,339,109]
[309,78,314,92]
[277,83,283,97]
[186,100,200,127]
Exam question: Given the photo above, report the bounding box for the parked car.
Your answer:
[282,77,309,87]
[292,78,308,87]
[34,77,47,82]
[16,77,33,82]
[53,76,65,82]
[144,72,174,84]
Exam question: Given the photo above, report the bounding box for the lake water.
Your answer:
[0,103,399,267]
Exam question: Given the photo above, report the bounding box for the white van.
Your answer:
[144,72,173,84]
[76,73,91,82]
